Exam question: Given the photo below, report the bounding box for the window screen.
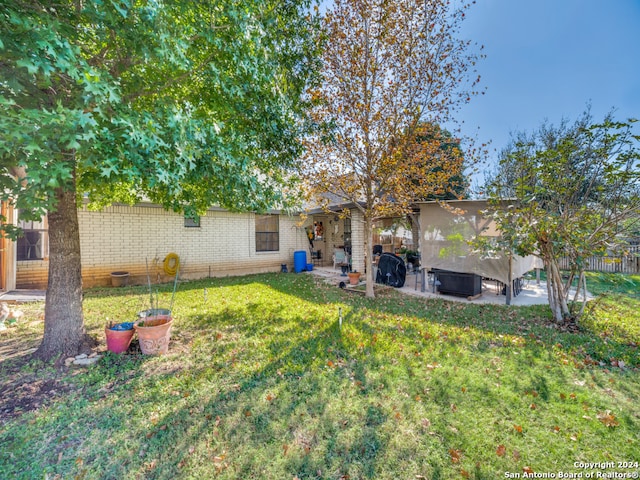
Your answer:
[255,214,279,252]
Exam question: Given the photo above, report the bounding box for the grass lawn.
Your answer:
[1,273,638,479]
[581,273,640,350]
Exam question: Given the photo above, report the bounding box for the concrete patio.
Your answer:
[0,290,47,303]
[309,265,589,307]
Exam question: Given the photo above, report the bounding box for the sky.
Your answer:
[317,0,640,188]
[455,0,640,177]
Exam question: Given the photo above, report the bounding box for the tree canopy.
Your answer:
[1,0,319,219]
[0,0,320,359]
[404,123,468,202]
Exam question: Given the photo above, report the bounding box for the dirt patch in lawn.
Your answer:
[0,357,75,423]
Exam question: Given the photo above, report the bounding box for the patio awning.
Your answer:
[418,200,543,285]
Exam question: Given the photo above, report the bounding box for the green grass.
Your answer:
[581,273,640,353]
[1,273,639,479]
[585,272,640,298]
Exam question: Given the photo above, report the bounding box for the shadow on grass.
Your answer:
[82,284,633,479]
[82,312,394,478]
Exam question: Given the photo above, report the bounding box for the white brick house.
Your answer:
[3,202,318,289]
[0,197,368,290]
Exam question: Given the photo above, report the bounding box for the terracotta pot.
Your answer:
[110,271,130,287]
[348,272,361,285]
[105,325,135,354]
[134,315,173,355]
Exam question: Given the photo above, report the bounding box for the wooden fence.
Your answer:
[558,246,640,274]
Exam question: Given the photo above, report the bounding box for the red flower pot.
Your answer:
[105,326,135,353]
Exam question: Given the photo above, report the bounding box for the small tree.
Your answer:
[486,110,640,323]
[0,0,319,360]
[303,0,482,297]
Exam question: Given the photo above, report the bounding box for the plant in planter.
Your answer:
[105,321,135,353]
[347,271,361,285]
[132,256,180,355]
[134,314,173,355]
[399,248,420,271]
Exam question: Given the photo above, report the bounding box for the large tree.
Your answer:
[302,0,482,297]
[486,110,640,323]
[0,0,320,360]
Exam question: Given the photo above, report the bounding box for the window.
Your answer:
[16,212,48,261]
[255,214,279,252]
[184,214,200,228]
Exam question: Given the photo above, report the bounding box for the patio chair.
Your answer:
[333,248,347,269]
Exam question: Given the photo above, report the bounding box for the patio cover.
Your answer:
[418,200,543,285]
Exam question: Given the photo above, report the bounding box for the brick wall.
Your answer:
[15,259,48,290]
[16,203,310,288]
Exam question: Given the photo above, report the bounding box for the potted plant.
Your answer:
[399,248,420,271]
[347,270,361,285]
[105,321,135,353]
[134,312,173,355]
[133,255,180,354]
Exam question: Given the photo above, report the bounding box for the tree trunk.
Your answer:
[408,212,421,253]
[364,215,375,298]
[35,174,92,361]
[575,270,588,319]
[544,263,559,320]
[545,256,571,323]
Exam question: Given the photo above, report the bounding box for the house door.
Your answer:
[0,240,4,290]
[0,202,17,291]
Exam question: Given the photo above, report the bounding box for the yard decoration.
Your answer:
[105,322,135,353]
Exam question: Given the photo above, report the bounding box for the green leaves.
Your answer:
[486,109,640,322]
[15,59,39,75]
[1,0,321,220]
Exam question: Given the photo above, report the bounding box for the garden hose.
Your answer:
[163,253,180,276]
